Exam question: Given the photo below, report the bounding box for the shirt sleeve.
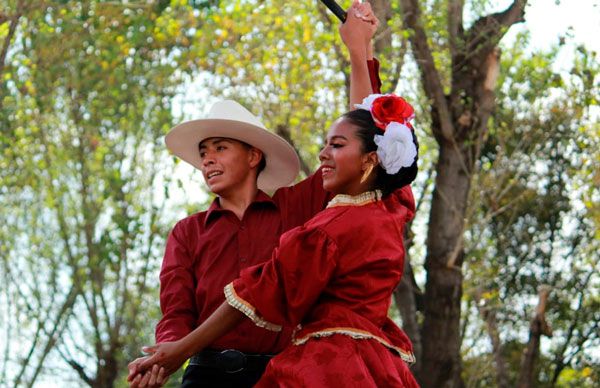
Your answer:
[155,223,198,343]
[272,168,333,228]
[225,226,338,330]
[367,58,382,94]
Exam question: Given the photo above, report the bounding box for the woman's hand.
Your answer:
[135,341,190,377]
[340,0,380,56]
[353,1,379,33]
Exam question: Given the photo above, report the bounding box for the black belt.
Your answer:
[189,349,273,374]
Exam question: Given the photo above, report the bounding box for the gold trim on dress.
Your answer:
[224,283,282,332]
[293,326,416,364]
[327,190,383,208]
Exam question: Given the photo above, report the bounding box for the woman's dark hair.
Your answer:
[342,109,418,196]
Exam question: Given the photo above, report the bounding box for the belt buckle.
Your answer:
[217,349,247,373]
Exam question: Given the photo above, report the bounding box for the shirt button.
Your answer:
[239,225,245,231]
[240,257,247,263]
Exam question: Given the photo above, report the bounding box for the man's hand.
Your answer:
[128,356,151,382]
[129,364,168,388]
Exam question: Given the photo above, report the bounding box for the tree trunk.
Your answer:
[370,0,393,53]
[394,249,422,368]
[518,286,552,388]
[418,144,471,387]
[93,353,118,388]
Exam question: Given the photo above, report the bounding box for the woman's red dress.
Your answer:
[225,189,419,387]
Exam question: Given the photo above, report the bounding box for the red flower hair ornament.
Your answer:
[355,94,417,174]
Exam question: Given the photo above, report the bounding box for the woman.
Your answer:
[138,93,419,387]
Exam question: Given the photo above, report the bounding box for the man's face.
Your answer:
[198,137,258,196]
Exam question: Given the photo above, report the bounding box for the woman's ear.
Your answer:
[362,151,379,170]
[360,151,379,184]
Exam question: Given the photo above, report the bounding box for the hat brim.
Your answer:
[165,119,300,191]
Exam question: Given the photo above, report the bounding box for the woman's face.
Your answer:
[319,118,373,195]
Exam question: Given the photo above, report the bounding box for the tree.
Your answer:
[0,1,208,386]
[391,1,532,385]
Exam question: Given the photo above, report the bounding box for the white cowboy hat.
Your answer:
[165,100,300,191]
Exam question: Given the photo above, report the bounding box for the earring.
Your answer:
[360,163,374,184]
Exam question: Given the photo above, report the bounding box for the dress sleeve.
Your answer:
[367,58,382,94]
[155,223,198,343]
[272,168,333,228]
[384,185,416,224]
[225,226,338,330]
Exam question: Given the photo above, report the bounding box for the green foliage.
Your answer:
[463,30,599,386]
[1,1,201,385]
[179,0,352,172]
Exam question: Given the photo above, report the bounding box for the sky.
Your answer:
[523,0,599,52]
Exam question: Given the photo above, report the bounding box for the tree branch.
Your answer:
[0,265,11,384]
[26,287,78,387]
[399,0,455,144]
[394,253,422,365]
[12,319,42,386]
[447,0,465,58]
[551,269,594,383]
[317,5,350,97]
[464,0,527,61]
[0,0,29,101]
[56,348,94,386]
[475,290,509,388]
[369,0,408,91]
[275,124,312,177]
[518,285,552,388]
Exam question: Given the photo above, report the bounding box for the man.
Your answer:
[129,3,381,387]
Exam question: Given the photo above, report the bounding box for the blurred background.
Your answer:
[0,1,598,387]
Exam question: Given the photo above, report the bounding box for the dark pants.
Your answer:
[180,364,266,388]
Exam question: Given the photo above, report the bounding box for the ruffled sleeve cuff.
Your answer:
[224,282,282,332]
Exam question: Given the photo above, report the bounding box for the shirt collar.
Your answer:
[204,190,277,227]
[327,190,383,209]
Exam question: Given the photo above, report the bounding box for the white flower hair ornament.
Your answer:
[354,94,417,174]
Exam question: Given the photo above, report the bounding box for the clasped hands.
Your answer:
[127,340,187,388]
[342,0,380,42]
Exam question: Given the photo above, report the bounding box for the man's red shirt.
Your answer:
[156,172,330,353]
